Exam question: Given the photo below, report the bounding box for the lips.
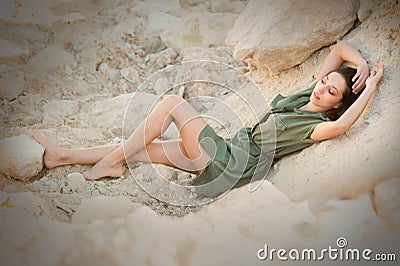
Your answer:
[313,91,320,100]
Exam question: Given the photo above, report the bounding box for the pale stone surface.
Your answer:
[372,178,400,225]
[28,45,76,74]
[0,39,23,58]
[130,0,182,17]
[161,12,238,50]
[79,91,159,137]
[0,191,7,204]
[358,0,382,22]
[146,11,181,36]
[42,100,77,116]
[7,192,52,218]
[79,91,181,139]
[0,207,76,266]
[120,67,140,84]
[71,196,139,224]
[66,172,87,193]
[42,99,77,126]
[210,0,246,13]
[0,69,24,100]
[0,0,58,25]
[0,0,15,21]
[2,182,397,266]
[146,48,178,69]
[226,0,357,72]
[0,135,44,181]
[62,12,85,24]
[129,164,198,205]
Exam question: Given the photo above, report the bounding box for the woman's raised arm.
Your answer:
[311,62,384,141]
[316,40,369,93]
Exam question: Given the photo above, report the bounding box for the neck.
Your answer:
[300,102,328,113]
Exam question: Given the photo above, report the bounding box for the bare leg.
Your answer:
[30,130,120,168]
[30,130,198,174]
[128,140,200,174]
[84,95,210,180]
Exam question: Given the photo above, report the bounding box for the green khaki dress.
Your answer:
[194,82,330,197]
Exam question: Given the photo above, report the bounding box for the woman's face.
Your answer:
[311,72,347,110]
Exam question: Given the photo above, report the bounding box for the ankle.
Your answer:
[60,148,72,161]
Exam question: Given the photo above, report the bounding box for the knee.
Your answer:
[160,95,185,108]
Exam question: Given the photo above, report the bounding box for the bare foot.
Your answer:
[29,130,69,169]
[83,158,125,180]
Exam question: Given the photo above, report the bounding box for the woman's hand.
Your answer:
[352,61,369,94]
[365,62,384,90]
[311,62,384,141]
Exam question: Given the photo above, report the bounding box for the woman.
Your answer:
[31,41,384,197]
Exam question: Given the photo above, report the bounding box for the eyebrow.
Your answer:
[326,75,339,93]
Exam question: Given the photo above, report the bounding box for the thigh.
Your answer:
[129,140,205,173]
[168,98,212,170]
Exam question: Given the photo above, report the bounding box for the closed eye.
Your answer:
[326,75,339,93]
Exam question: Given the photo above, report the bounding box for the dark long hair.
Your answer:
[324,67,364,121]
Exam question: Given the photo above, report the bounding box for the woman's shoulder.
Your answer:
[271,81,317,110]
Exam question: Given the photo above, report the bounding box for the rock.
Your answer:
[28,45,76,75]
[153,77,170,95]
[181,47,222,62]
[110,18,134,35]
[313,141,331,156]
[210,0,246,13]
[53,199,79,215]
[130,0,182,17]
[0,68,24,100]
[372,178,400,225]
[120,67,139,84]
[314,194,394,249]
[0,0,56,25]
[42,99,77,126]
[0,39,23,58]
[226,0,357,72]
[67,172,87,192]
[177,172,196,185]
[71,196,139,224]
[42,100,76,116]
[97,62,119,82]
[0,0,15,21]
[357,0,381,22]
[143,36,166,55]
[79,91,162,137]
[151,48,178,69]
[0,135,44,181]
[7,192,51,218]
[146,11,181,36]
[62,12,85,24]
[0,203,76,266]
[173,57,265,123]
[0,191,8,204]
[13,0,58,25]
[161,12,238,50]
